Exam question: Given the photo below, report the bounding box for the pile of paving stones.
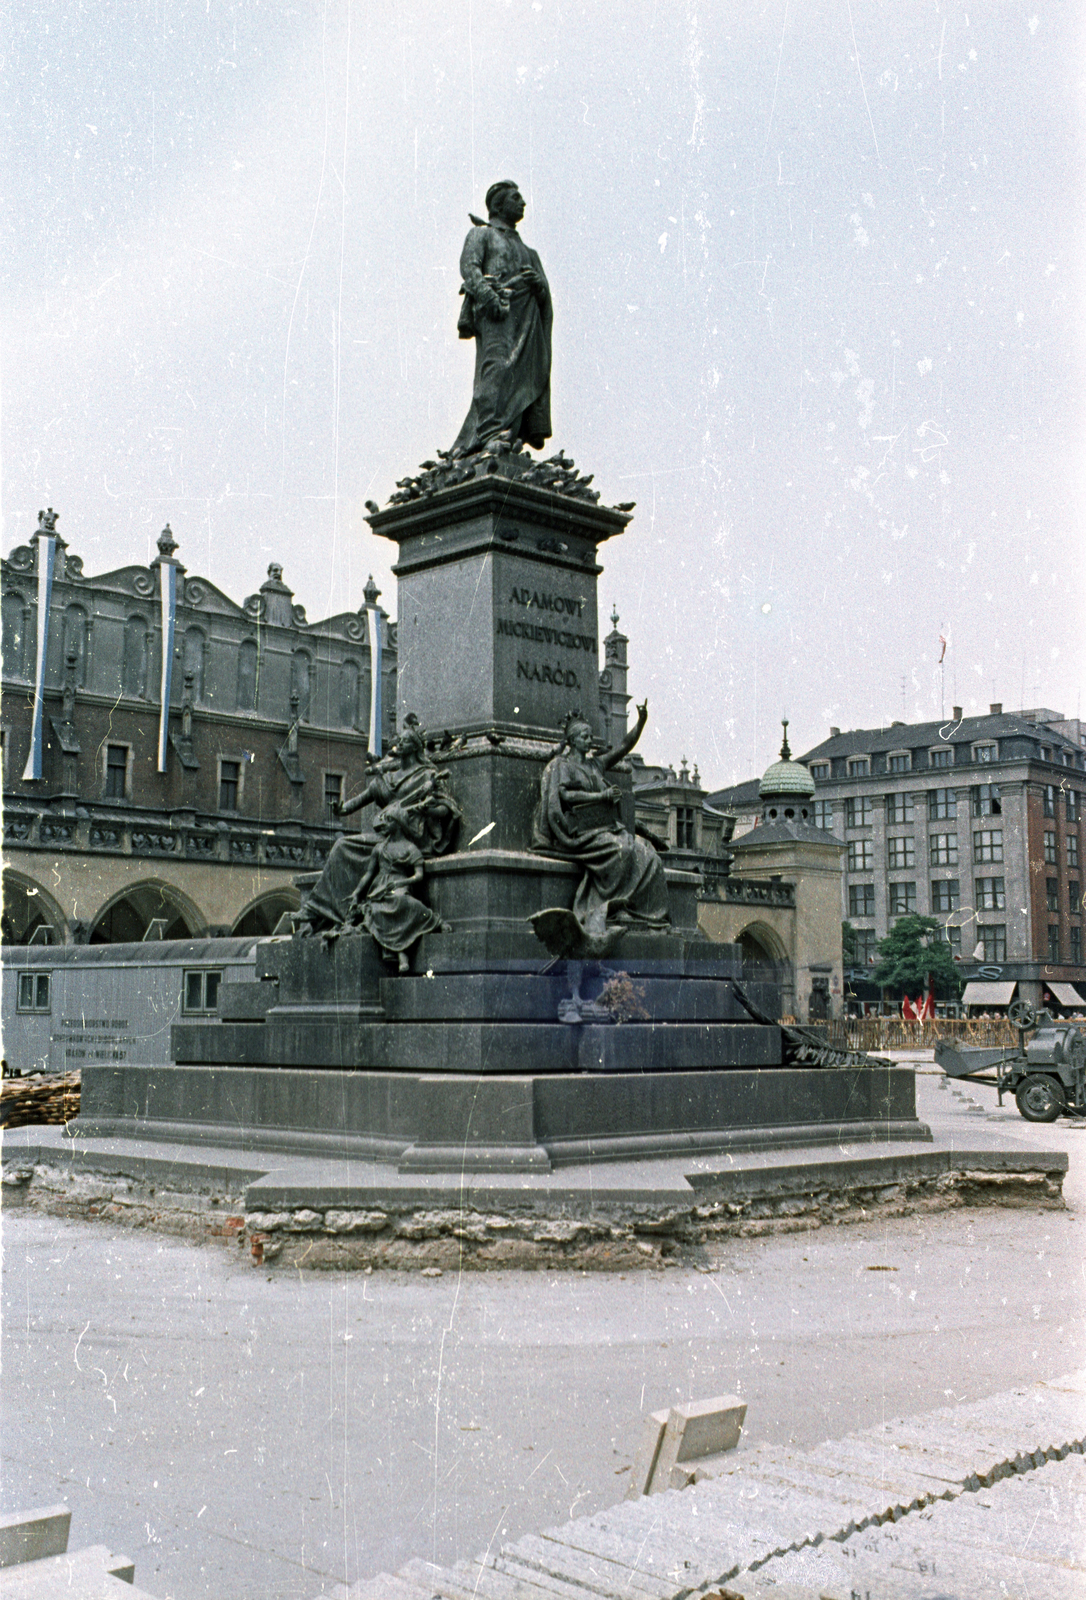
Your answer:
[0,1072,79,1130]
[330,1373,1085,1600]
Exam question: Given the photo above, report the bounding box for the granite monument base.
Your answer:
[73,1062,929,1173]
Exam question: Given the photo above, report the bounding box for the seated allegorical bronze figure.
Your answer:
[296,716,461,936]
[530,702,670,959]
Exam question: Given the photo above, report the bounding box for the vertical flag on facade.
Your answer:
[21,534,57,780]
[157,559,178,772]
[366,604,383,757]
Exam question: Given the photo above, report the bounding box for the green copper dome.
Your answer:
[758,721,816,800]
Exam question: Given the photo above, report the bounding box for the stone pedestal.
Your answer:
[369,476,628,847]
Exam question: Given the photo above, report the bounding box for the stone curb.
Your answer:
[1,1153,1066,1271]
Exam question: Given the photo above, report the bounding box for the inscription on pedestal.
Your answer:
[496,585,596,697]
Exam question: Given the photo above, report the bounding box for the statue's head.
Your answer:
[486,181,525,226]
[563,715,594,754]
[396,716,427,761]
[377,800,423,844]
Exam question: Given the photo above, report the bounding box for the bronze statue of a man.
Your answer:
[453,181,552,456]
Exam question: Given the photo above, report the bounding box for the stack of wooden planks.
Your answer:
[0,1072,80,1129]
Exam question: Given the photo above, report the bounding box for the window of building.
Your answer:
[943,922,963,957]
[1046,877,1060,913]
[1043,785,1056,818]
[290,650,311,721]
[1048,925,1061,964]
[887,837,915,870]
[976,876,1006,911]
[122,615,148,698]
[236,637,258,711]
[1,591,27,679]
[105,744,129,800]
[886,794,914,824]
[971,783,1001,817]
[929,747,953,768]
[929,788,957,820]
[809,762,829,780]
[17,972,51,1012]
[324,773,344,818]
[813,799,834,830]
[1044,831,1057,865]
[972,743,996,763]
[853,927,878,967]
[974,829,1004,863]
[847,840,873,872]
[929,833,959,866]
[182,627,206,702]
[675,806,696,849]
[1069,880,1081,914]
[1041,746,1052,763]
[980,925,1006,963]
[889,881,916,916]
[846,796,873,827]
[1068,790,1081,823]
[888,752,911,773]
[848,883,875,918]
[1068,834,1080,869]
[1071,926,1082,965]
[183,970,222,1013]
[931,879,960,913]
[847,757,870,777]
[219,759,240,812]
[339,660,360,729]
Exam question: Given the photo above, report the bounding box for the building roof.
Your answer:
[731,819,843,850]
[799,710,1080,764]
[759,757,815,800]
[705,776,761,811]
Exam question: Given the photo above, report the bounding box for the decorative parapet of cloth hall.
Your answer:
[698,875,797,908]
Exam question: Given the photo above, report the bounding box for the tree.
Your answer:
[871,914,962,998]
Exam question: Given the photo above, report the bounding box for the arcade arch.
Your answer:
[1,870,69,945]
[89,881,207,944]
[230,889,299,938]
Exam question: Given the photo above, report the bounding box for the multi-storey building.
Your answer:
[2,515,394,943]
[708,705,1086,1009]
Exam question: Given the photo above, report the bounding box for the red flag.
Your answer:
[938,635,947,663]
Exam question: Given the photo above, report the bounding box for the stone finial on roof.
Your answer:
[780,718,791,760]
[610,604,620,630]
[157,523,179,559]
[363,574,382,607]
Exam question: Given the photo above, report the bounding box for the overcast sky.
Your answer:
[4,1,1084,779]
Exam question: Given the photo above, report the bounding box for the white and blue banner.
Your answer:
[21,535,57,781]
[157,560,177,772]
[366,604,382,757]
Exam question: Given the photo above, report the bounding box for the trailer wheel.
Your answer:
[1015,1075,1065,1123]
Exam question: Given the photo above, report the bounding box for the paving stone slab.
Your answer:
[0,1545,149,1600]
[804,1435,972,1495]
[540,1515,752,1592]
[501,1535,680,1600]
[338,1572,440,1600]
[726,1446,942,1523]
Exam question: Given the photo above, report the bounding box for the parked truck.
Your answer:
[935,1000,1086,1123]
